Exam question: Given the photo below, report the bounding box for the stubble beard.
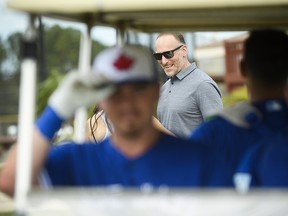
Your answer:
[117,123,144,140]
[115,116,152,141]
[163,65,177,77]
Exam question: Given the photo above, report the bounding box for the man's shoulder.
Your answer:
[154,134,185,149]
[158,134,207,150]
[47,140,114,171]
[187,66,220,91]
[191,102,256,137]
[218,102,262,128]
[190,64,215,81]
[192,114,231,136]
[200,101,261,127]
[156,134,211,158]
[50,140,108,155]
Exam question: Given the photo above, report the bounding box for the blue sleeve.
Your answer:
[189,118,222,146]
[36,106,64,141]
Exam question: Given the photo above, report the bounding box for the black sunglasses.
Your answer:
[153,45,183,60]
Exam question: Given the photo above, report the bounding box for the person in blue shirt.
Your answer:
[0,45,221,197]
[236,131,288,188]
[190,29,288,187]
[235,83,288,188]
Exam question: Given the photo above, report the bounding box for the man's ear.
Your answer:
[240,59,247,78]
[182,45,188,56]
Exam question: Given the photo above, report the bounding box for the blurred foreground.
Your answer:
[1,188,288,216]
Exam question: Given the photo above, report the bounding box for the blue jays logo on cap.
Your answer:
[113,53,134,71]
[92,45,158,83]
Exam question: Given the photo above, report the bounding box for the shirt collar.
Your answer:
[175,62,196,80]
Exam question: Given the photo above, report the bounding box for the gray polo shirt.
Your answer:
[157,63,223,138]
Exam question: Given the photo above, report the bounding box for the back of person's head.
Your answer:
[243,29,288,87]
[156,32,186,45]
[92,44,159,84]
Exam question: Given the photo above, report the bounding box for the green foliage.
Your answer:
[1,25,108,77]
[222,86,249,108]
[44,25,81,73]
[36,25,107,117]
[87,104,97,118]
[6,32,22,56]
[36,70,63,117]
[0,24,109,136]
[44,25,107,74]
[0,37,7,70]
[4,32,22,74]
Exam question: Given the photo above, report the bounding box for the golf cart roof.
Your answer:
[7,0,288,31]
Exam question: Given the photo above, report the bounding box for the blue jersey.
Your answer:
[237,132,288,187]
[190,100,288,186]
[45,134,224,187]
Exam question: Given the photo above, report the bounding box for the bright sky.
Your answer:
[0,0,117,46]
[0,0,26,38]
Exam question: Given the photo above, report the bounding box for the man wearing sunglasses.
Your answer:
[154,32,223,139]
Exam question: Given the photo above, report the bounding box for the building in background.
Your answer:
[194,41,225,83]
[195,33,248,94]
[224,34,247,92]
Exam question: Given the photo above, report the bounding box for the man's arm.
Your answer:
[152,116,175,136]
[196,82,223,120]
[0,72,115,197]
[0,129,50,197]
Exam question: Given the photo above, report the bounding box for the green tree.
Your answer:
[36,69,63,116]
[6,32,22,74]
[44,25,80,73]
[0,37,7,72]
[44,25,107,74]
[1,25,108,118]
